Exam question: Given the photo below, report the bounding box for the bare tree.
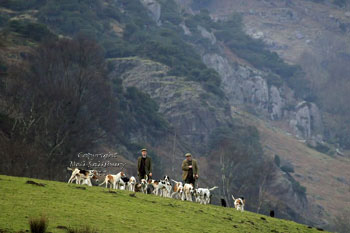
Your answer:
[3,35,117,179]
[256,158,276,213]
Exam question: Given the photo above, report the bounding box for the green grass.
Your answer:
[0,175,324,233]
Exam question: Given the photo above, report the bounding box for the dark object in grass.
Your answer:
[26,180,46,187]
[129,193,136,198]
[75,187,86,190]
[29,216,48,233]
[56,226,68,230]
[108,190,117,194]
[308,226,313,229]
[220,198,227,207]
[316,228,324,231]
[260,217,266,221]
[233,225,238,228]
[270,210,275,217]
[65,226,98,233]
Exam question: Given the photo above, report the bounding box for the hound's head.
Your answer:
[120,172,125,177]
[178,186,184,194]
[129,176,136,184]
[187,183,194,194]
[92,175,99,182]
[163,175,170,182]
[235,198,244,207]
[141,179,147,186]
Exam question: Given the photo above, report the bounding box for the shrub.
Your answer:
[0,0,42,11]
[333,0,348,7]
[8,20,55,41]
[292,180,307,196]
[281,164,294,173]
[274,155,281,167]
[29,216,48,233]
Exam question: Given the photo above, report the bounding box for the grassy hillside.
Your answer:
[0,175,324,233]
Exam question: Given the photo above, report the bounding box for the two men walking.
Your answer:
[137,148,198,186]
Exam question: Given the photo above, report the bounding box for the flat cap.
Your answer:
[185,153,192,157]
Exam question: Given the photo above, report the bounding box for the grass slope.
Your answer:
[0,175,324,233]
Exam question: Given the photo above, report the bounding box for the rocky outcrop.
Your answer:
[203,53,283,118]
[202,52,324,140]
[203,52,326,142]
[197,25,216,44]
[180,22,191,35]
[109,57,232,154]
[140,0,162,25]
[269,85,284,120]
[289,101,323,140]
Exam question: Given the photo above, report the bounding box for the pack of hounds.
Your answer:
[67,168,246,211]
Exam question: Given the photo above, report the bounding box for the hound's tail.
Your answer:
[67,167,74,171]
[231,195,236,201]
[171,179,180,184]
[99,180,107,186]
[209,186,218,191]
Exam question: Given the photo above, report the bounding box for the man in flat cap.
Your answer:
[182,153,198,186]
[137,148,152,181]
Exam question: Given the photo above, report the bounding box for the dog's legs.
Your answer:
[87,178,92,186]
[181,192,185,201]
[187,193,192,202]
[171,192,177,199]
[67,174,75,184]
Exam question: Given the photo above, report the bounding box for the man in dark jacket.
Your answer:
[182,153,198,186]
[137,148,152,181]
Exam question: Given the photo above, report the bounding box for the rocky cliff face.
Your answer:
[202,51,323,142]
[109,57,232,154]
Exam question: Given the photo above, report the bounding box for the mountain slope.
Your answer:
[205,0,350,149]
[231,108,350,227]
[0,175,325,233]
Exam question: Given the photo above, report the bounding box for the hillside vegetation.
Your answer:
[0,175,325,233]
[1,0,348,230]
